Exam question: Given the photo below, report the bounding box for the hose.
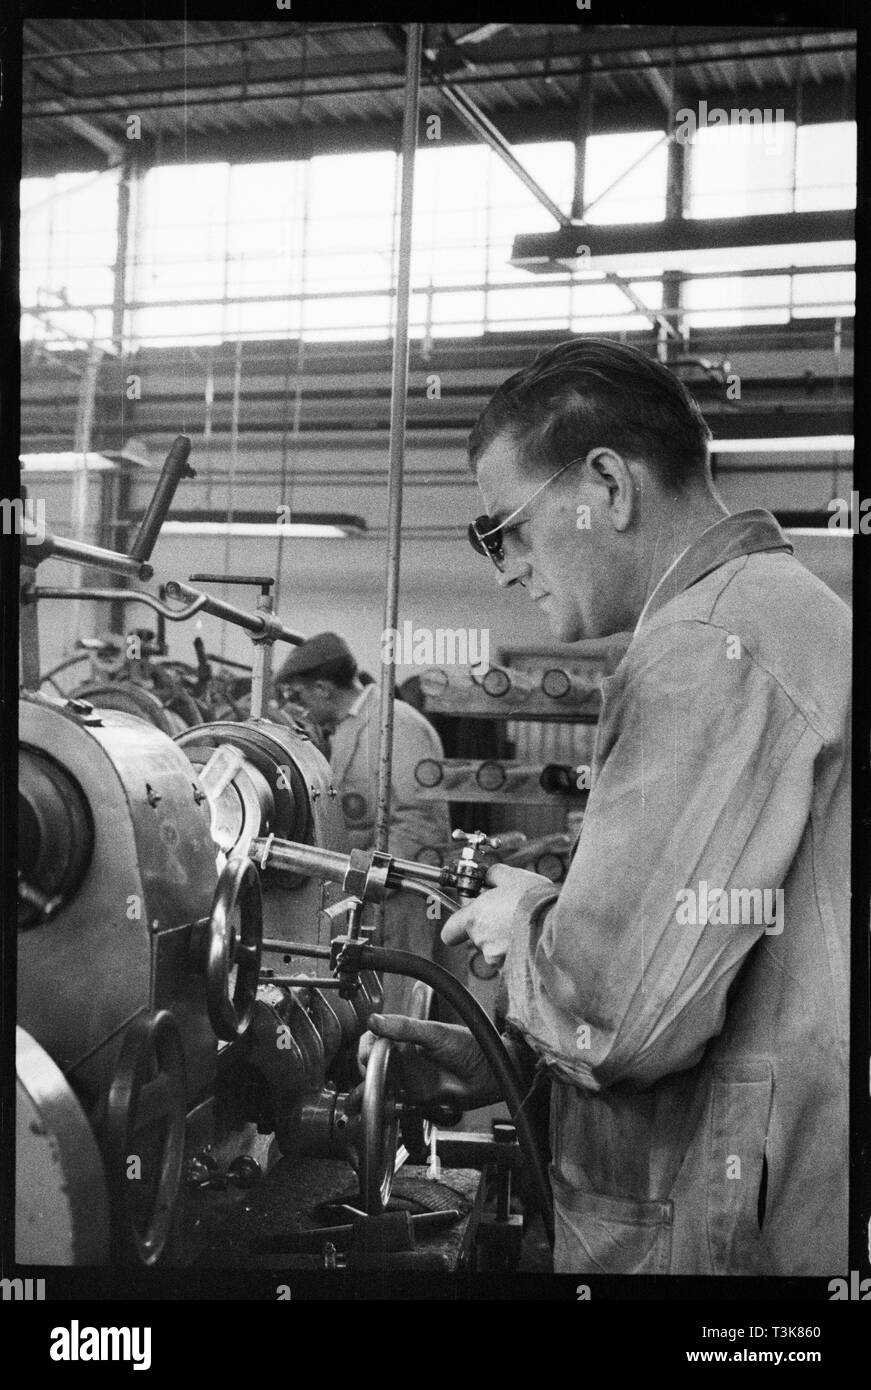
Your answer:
[353,943,554,1246]
[392,875,459,918]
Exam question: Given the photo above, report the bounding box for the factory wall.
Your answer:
[29,436,852,682]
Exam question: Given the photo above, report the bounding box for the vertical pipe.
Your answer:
[69,340,104,639]
[221,339,244,658]
[660,35,684,363]
[570,57,593,223]
[374,24,422,858]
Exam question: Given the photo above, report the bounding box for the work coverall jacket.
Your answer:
[503,509,850,1275]
[331,683,459,1012]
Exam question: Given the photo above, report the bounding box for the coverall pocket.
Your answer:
[549,1166,674,1275]
[705,1060,774,1274]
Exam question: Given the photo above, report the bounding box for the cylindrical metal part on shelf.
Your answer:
[541,667,572,698]
[418,668,451,697]
[481,667,510,697]
[481,666,536,698]
[539,763,589,797]
[481,763,548,791]
[414,758,444,788]
[541,667,596,700]
[476,760,507,792]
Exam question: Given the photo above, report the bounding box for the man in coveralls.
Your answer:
[277,632,464,1015]
[360,339,850,1275]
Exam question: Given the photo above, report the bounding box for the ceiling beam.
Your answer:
[512,209,856,272]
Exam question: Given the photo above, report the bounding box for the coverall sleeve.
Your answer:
[502,618,821,1091]
[385,708,452,862]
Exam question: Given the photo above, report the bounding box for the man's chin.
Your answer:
[544,609,585,644]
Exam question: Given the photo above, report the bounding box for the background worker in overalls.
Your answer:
[358,339,850,1276]
[277,631,465,1015]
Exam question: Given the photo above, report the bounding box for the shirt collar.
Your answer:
[634,508,793,636]
[345,683,373,720]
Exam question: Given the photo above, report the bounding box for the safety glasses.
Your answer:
[467,454,586,573]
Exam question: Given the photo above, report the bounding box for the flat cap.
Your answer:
[276,631,355,682]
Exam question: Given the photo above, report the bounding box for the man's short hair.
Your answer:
[468,338,713,491]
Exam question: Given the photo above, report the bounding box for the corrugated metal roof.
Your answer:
[23,22,856,171]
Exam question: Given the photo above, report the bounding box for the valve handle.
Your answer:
[451,829,497,851]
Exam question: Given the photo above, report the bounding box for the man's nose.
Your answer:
[498,559,531,590]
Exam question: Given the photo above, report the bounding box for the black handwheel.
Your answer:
[399,981,437,1163]
[358,1036,401,1214]
[200,856,263,1040]
[104,1009,187,1267]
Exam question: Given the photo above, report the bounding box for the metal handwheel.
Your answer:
[398,980,437,1162]
[104,1009,187,1266]
[199,855,263,1040]
[358,1036,402,1214]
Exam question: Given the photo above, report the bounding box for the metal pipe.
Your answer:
[251,835,451,898]
[162,580,304,645]
[22,532,153,580]
[31,586,206,621]
[437,81,570,229]
[261,939,332,959]
[251,837,355,885]
[374,24,422,861]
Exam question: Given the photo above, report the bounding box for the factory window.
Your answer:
[20,169,118,347]
[133,162,235,346]
[304,150,396,341]
[412,141,575,335]
[225,161,307,340]
[687,122,797,219]
[687,119,856,219]
[682,120,855,327]
[22,120,856,351]
[581,130,668,224]
[794,122,857,211]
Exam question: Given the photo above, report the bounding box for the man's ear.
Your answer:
[586,448,637,532]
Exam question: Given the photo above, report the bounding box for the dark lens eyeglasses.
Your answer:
[468,515,509,570]
[467,454,586,574]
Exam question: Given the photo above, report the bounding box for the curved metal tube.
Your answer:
[31,587,209,623]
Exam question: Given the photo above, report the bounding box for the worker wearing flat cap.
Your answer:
[358,339,850,1277]
[277,632,462,1015]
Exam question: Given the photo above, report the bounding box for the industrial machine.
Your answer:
[16,436,552,1273]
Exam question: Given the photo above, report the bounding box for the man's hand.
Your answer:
[354,1014,503,1112]
[440,863,558,967]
